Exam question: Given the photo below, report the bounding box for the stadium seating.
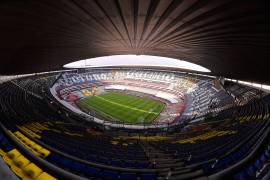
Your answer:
[0,129,56,179]
[0,70,270,179]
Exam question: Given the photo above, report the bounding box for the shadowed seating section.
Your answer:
[12,131,50,158]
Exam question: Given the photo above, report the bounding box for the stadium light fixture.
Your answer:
[63,55,211,73]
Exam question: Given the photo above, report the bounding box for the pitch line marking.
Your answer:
[94,95,159,115]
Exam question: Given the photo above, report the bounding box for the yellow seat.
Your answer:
[36,172,57,180]
[11,155,31,178]
[26,140,35,148]
[32,144,42,152]
[13,132,24,141]
[14,131,21,137]
[18,132,29,143]
[0,149,5,156]
[17,134,25,141]
[13,155,31,168]
[20,137,28,144]
[3,149,21,165]
[22,163,43,179]
[13,131,50,158]
[38,148,50,158]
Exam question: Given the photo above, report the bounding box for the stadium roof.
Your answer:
[0,0,270,83]
[64,55,211,72]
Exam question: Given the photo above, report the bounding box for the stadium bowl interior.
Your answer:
[0,1,270,180]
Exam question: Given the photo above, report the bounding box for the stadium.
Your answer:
[0,1,270,180]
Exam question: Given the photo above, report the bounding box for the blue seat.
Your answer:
[98,156,108,164]
[125,160,138,168]
[101,170,119,179]
[47,153,73,169]
[72,162,86,173]
[260,154,268,164]
[47,153,61,166]
[137,161,149,168]
[111,159,122,167]
[87,154,98,162]
[61,158,73,167]
[0,133,4,141]
[84,166,100,177]
[254,159,263,169]
[234,170,250,180]
[246,164,257,178]
[47,153,61,162]
[202,163,212,174]
[265,150,270,158]
[0,137,13,151]
[120,173,137,180]
[140,173,156,180]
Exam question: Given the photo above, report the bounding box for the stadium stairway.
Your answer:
[140,141,184,169]
[139,141,207,180]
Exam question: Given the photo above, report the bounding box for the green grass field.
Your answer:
[76,91,165,124]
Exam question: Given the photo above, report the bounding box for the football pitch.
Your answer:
[76,91,165,124]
